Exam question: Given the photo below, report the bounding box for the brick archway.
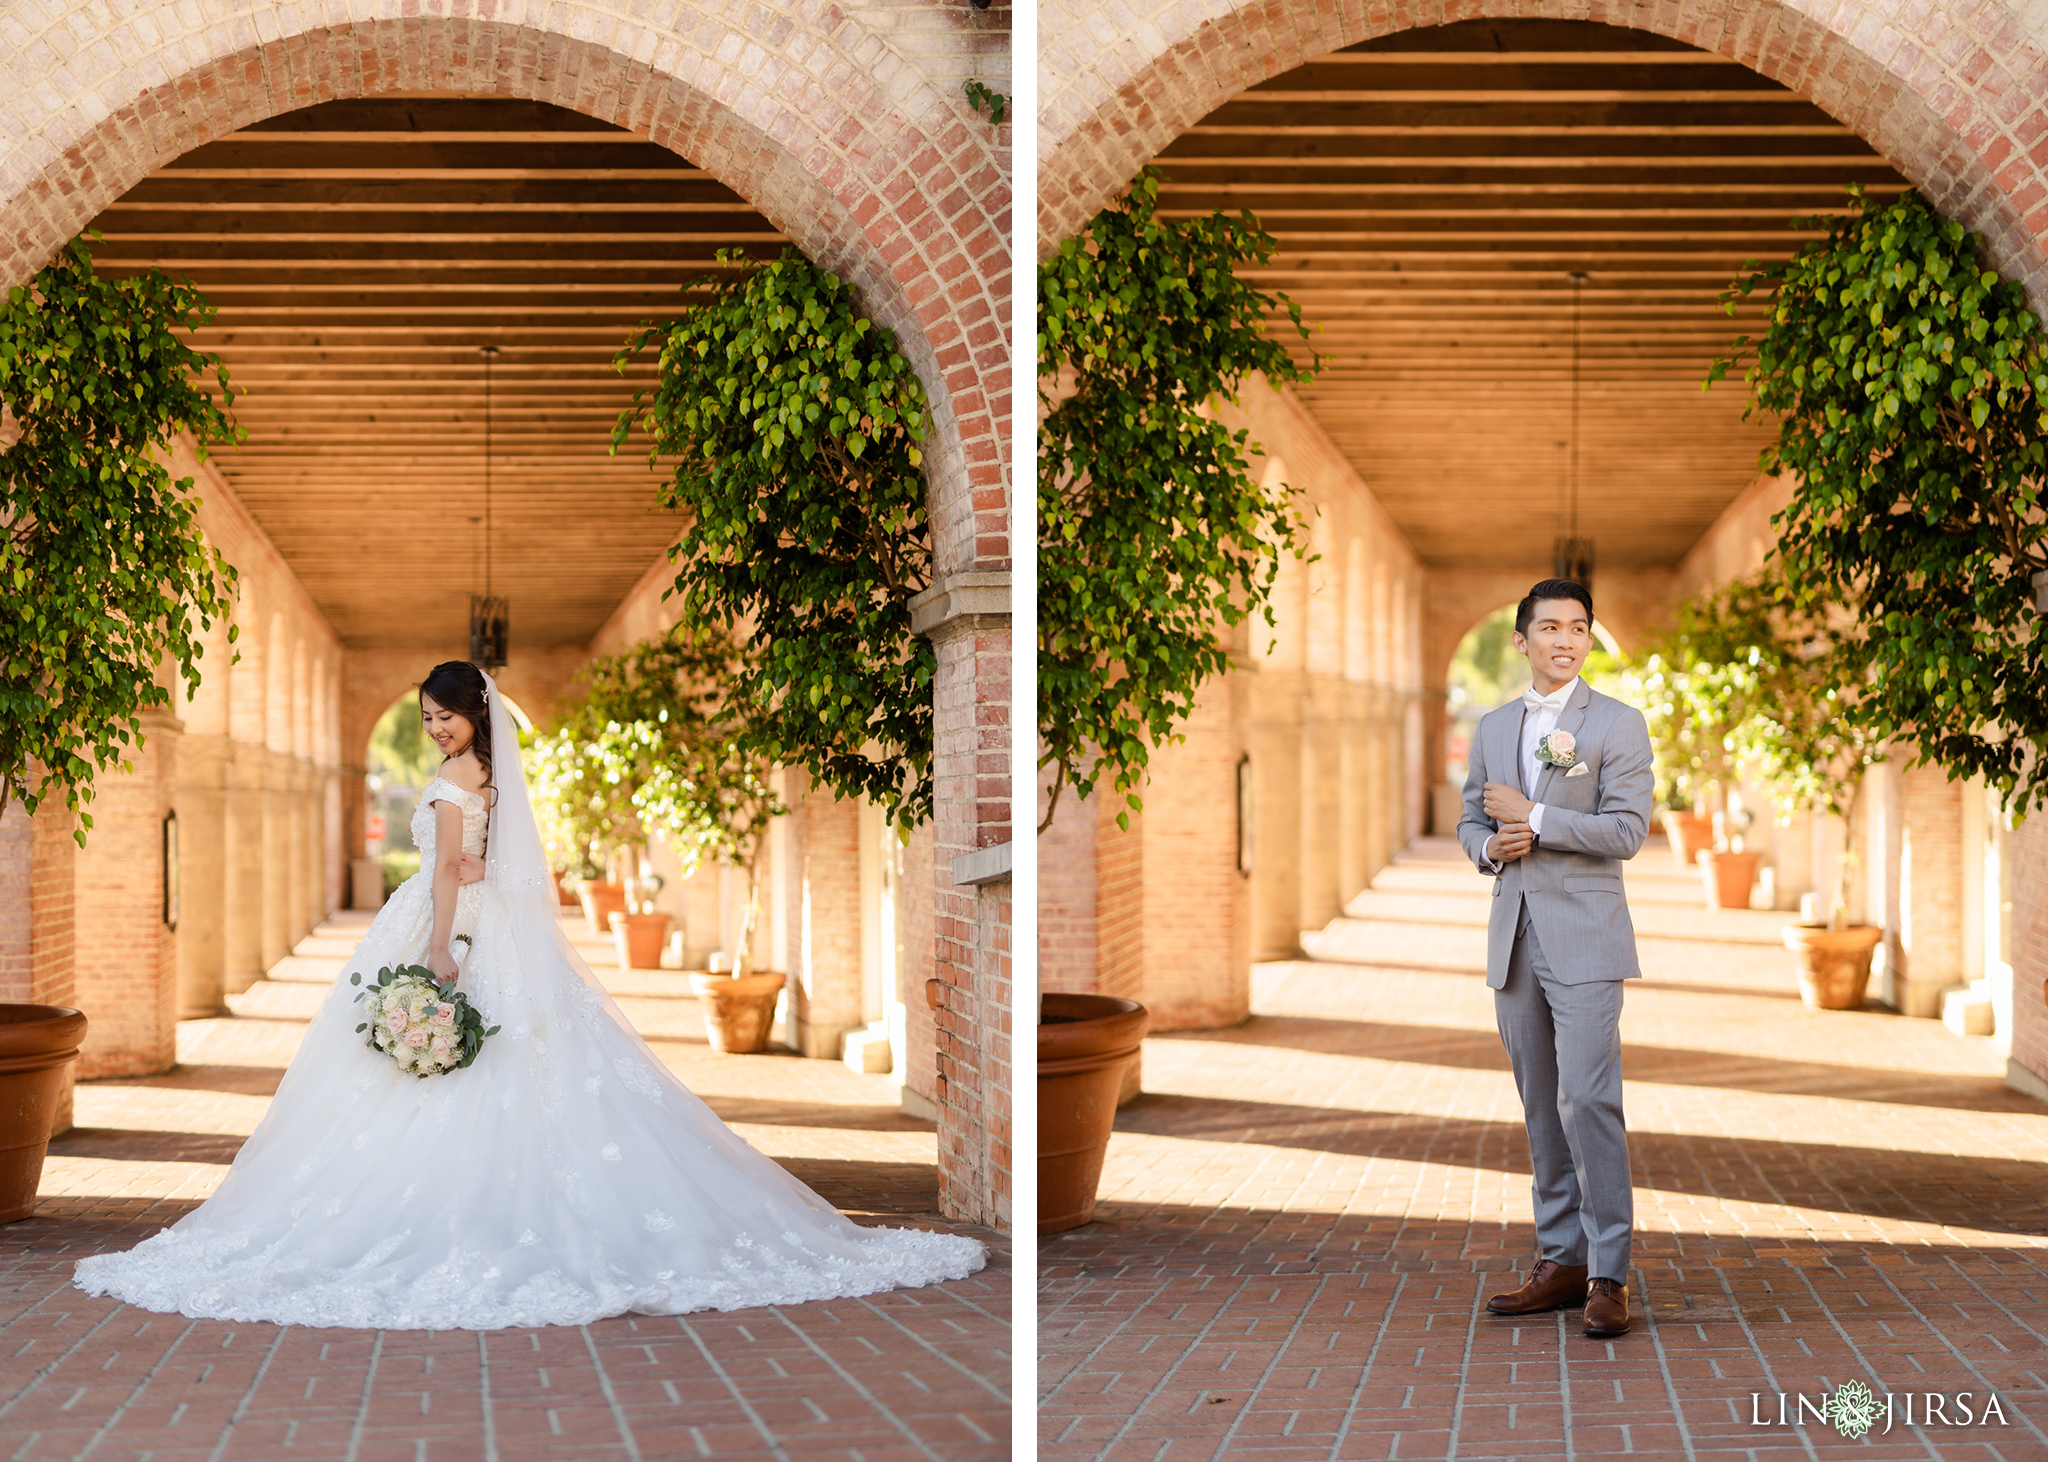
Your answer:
[1,3,1009,573]
[1038,0,2048,306]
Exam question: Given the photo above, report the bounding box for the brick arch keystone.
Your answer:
[1038,0,2048,310]
[1,2,1008,574]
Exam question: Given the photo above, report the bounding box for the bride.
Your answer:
[74,660,985,1329]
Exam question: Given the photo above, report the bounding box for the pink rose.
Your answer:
[431,1036,451,1057]
[386,1010,409,1034]
[1547,731,1576,760]
[405,1029,429,1049]
[434,1003,457,1025]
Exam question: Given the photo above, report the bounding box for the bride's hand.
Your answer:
[457,853,486,885]
[426,948,460,986]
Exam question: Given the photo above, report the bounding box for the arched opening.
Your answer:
[10,4,1012,1246]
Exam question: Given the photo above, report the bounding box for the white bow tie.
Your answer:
[1523,686,1571,713]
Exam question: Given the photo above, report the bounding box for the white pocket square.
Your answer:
[1566,762,1593,778]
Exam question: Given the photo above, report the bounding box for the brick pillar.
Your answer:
[917,584,1011,1230]
[223,745,266,995]
[261,749,291,970]
[175,734,232,1018]
[1337,680,1369,906]
[29,804,78,1134]
[298,761,321,936]
[787,778,866,1059]
[2006,812,2048,1101]
[1249,668,1304,960]
[1891,765,1965,1017]
[0,802,29,1004]
[1298,677,1343,932]
[74,709,181,1080]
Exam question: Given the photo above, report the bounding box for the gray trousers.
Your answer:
[1493,908,1634,1280]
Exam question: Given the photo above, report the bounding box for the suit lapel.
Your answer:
[1505,702,1530,796]
[1533,680,1593,802]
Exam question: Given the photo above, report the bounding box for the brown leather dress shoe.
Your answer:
[1583,1277,1631,1337]
[1485,1259,1589,1315]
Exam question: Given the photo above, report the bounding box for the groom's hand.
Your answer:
[1488,821,1535,864]
[457,853,485,886]
[1483,782,1534,824]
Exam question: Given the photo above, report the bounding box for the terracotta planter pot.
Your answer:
[1783,924,1882,1010]
[1661,811,1714,867]
[689,970,786,1054]
[1698,849,1761,910]
[610,912,672,970]
[551,869,578,907]
[1039,993,1148,1234]
[0,1005,88,1224]
[577,881,627,938]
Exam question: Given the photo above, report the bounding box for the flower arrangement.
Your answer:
[349,946,499,1077]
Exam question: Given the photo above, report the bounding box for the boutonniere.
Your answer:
[1535,730,1577,769]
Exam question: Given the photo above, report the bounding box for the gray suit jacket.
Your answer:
[1456,680,1654,988]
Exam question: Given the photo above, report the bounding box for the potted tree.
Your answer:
[0,237,245,1208]
[1035,169,1316,1228]
[1626,654,1713,866]
[1713,574,1888,1009]
[581,624,787,1051]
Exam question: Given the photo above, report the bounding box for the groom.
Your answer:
[1456,578,1653,1339]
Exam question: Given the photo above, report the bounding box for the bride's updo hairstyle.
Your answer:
[420,660,494,793]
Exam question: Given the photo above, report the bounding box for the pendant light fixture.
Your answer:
[469,344,510,669]
[1552,271,1595,592]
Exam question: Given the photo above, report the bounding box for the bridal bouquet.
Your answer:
[350,944,499,1077]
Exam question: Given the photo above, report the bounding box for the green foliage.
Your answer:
[527,706,645,878]
[613,248,933,830]
[581,623,785,975]
[1708,186,2048,815]
[963,80,1008,126]
[0,236,242,844]
[1448,608,1526,712]
[367,695,443,789]
[1038,167,1319,829]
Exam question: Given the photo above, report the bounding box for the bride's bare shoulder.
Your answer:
[433,756,489,798]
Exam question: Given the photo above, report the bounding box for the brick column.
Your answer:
[223,746,266,994]
[2007,812,2048,1101]
[28,806,78,1134]
[298,761,322,936]
[1892,764,1965,1017]
[1249,668,1305,960]
[74,709,181,1080]
[175,734,231,1018]
[786,778,866,1060]
[910,573,1011,1231]
[261,749,291,970]
[1298,677,1343,932]
[1337,680,1370,906]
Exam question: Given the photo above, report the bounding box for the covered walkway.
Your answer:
[1039,839,2048,1459]
[3,913,1007,1461]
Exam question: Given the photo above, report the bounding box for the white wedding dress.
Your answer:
[74,672,984,1329]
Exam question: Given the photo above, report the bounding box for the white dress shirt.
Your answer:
[1485,675,1581,869]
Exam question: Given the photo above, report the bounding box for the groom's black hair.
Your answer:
[1516,578,1594,636]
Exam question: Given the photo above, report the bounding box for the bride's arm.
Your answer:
[426,800,466,984]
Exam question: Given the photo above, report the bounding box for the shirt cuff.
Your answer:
[1528,803,1546,838]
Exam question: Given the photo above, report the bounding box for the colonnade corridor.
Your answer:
[1039,838,2048,1460]
[3,914,1007,1459]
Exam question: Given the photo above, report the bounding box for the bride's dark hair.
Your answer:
[420,660,493,793]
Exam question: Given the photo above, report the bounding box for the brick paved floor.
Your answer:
[5,912,1008,1462]
[1040,838,2048,1462]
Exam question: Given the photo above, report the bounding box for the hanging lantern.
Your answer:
[1551,271,1595,595]
[471,344,509,669]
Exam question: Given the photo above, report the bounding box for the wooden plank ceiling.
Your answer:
[1156,19,1909,570]
[89,96,782,650]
